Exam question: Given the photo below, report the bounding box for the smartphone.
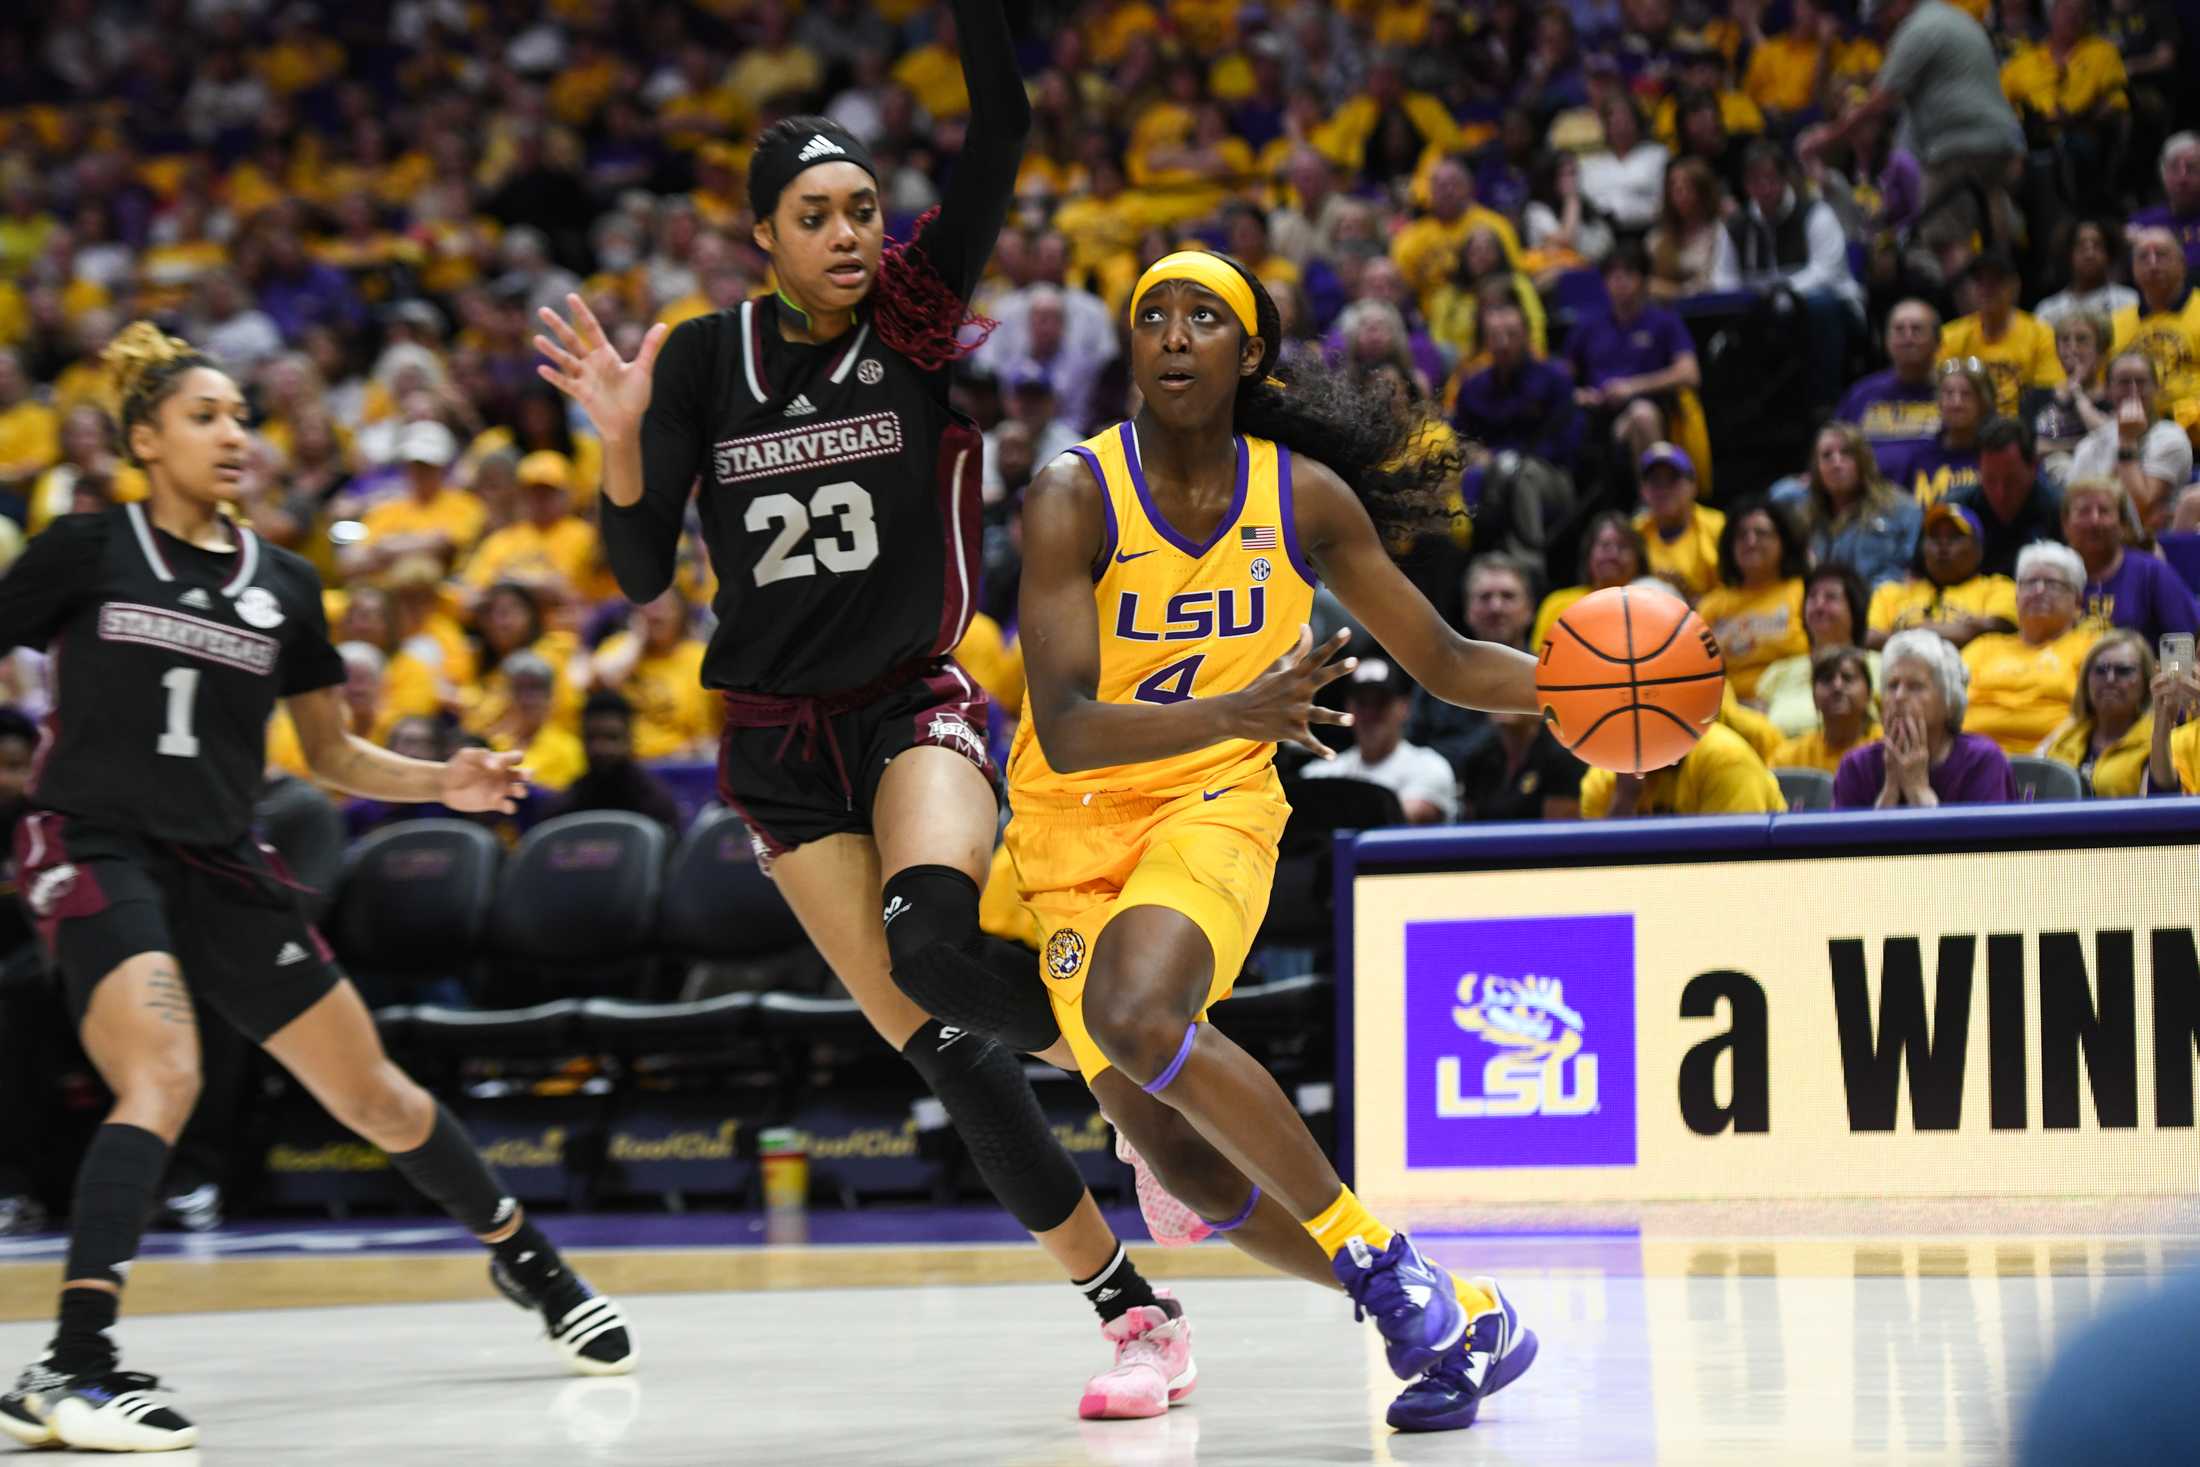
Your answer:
[2163,633,2195,681]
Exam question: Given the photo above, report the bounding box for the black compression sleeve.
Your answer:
[603,316,712,604]
[907,0,1032,302]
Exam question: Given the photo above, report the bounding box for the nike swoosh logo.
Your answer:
[1202,786,1233,801]
[1115,549,1158,563]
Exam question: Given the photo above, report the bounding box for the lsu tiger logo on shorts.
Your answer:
[1044,928,1087,981]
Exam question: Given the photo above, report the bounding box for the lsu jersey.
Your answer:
[1008,421,1316,802]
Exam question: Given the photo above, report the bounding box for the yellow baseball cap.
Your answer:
[517,450,573,490]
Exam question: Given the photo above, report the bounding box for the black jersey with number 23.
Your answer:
[0,505,346,846]
[611,296,984,697]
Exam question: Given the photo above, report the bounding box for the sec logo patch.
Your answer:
[857,358,884,385]
[1044,928,1087,981]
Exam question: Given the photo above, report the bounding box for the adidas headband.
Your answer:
[748,120,879,220]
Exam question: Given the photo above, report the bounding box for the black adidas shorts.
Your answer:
[717,659,995,869]
[14,812,342,1042]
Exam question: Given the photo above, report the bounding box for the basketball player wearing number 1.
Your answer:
[1008,251,1545,1431]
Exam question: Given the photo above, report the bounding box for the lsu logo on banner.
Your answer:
[1404,914,1636,1168]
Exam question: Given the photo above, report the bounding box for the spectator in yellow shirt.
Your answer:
[485,651,587,792]
[1694,498,1812,702]
[1632,442,1727,601]
[1770,644,1885,773]
[1327,56,1479,187]
[342,420,487,577]
[726,2,823,111]
[461,450,607,603]
[466,581,582,739]
[0,348,59,495]
[1961,542,2101,753]
[2111,228,2200,429]
[2000,0,2128,128]
[334,583,446,722]
[1939,250,2063,417]
[2145,663,2200,794]
[334,641,402,747]
[2038,629,2155,796]
[1743,0,1843,119]
[587,591,721,761]
[1580,721,1785,816]
[893,5,973,118]
[1390,157,1523,312]
[26,404,148,534]
[1867,501,2019,647]
[1531,511,1648,650]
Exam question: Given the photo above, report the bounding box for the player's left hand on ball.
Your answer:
[441,748,529,813]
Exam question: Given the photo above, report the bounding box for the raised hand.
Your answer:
[535,293,669,443]
[1226,626,1359,759]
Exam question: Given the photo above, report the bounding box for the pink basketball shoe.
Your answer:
[1079,1291,1197,1420]
[1115,1133,1212,1248]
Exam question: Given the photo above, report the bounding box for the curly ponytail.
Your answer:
[1214,257,1461,547]
[873,207,997,372]
[103,321,216,466]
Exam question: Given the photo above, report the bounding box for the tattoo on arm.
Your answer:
[142,967,196,1028]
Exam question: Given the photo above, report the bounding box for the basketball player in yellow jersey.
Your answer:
[1011,251,1543,1433]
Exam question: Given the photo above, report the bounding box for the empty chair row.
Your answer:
[328,806,804,1003]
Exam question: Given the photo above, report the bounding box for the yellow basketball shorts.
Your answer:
[1004,771,1289,1082]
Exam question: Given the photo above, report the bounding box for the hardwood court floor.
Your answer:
[0,1200,2190,1465]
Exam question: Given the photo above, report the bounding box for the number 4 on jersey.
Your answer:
[1133,654,1205,705]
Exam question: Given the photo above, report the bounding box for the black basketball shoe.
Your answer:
[0,1358,197,1452]
[489,1257,637,1376]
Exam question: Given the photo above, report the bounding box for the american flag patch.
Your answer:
[1239,525,1279,550]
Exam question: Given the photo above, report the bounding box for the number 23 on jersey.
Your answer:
[745,480,879,585]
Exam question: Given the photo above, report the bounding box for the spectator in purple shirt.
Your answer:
[2063,477,2200,640]
[247,217,365,345]
[1837,298,1944,493]
[1452,297,1582,467]
[1569,239,1701,488]
[1834,628,2017,806]
[2127,132,2200,276]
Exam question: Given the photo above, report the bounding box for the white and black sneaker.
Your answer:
[490,1259,637,1376]
[0,1358,197,1452]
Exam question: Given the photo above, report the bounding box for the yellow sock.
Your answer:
[1453,1275,1496,1317]
[1304,1186,1395,1258]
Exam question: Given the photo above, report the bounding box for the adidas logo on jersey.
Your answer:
[275,941,311,967]
[783,393,818,417]
[178,588,213,610]
[797,134,845,163]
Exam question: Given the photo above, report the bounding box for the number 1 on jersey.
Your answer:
[1133,654,1206,705]
[158,667,201,758]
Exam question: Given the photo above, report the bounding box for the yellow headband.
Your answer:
[1129,251,1259,334]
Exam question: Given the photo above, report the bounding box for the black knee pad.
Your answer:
[884,865,1060,1053]
[901,1019,1083,1234]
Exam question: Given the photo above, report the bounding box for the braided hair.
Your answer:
[1211,255,1461,547]
[103,321,218,467]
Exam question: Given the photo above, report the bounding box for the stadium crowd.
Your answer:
[1,0,2200,841]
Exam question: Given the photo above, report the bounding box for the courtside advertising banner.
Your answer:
[1351,843,2200,1206]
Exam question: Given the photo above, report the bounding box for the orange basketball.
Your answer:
[1537,586,1724,775]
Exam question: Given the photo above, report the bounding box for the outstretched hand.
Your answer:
[1229,626,1359,759]
[535,293,668,442]
[441,748,529,814]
